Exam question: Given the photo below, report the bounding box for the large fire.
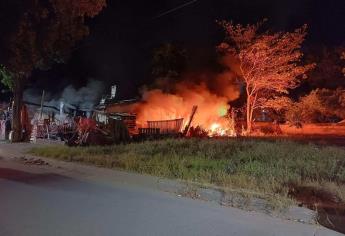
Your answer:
[109,69,240,136]
[137,76,239,135]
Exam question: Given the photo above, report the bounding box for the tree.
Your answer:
[0,65,13,91]
[342,51,345,76]
[218,20,314,133]
[287,90,326,124]
[304,46,345,89]
[273,89,345,124]
[151,43,187,92]
[314,88,345,120]
[0,0,106,141]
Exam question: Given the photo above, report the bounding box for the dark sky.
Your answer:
[16,0,345,98]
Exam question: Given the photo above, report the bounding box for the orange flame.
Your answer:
[134,83,231,132]
[108,71,240,136]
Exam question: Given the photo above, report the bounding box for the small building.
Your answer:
[95,87,139,136]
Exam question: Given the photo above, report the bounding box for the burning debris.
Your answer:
[0,70,279,145]
[105,69,241,138]
[7,70,241,145]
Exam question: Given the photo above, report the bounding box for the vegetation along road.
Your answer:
[0,140,343,236]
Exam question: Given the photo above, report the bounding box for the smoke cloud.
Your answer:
[24,79,105,111]
[58,80,105,110]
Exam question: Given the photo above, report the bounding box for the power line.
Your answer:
[153,0,198,20]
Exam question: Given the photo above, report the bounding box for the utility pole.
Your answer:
[39,90,45,120]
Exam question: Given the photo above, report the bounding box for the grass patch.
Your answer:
[29,138,345,204]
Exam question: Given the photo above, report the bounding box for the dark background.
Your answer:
[3,0,345,99]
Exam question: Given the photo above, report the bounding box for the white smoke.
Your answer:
[58,80,105,110]
[24,79,105,112]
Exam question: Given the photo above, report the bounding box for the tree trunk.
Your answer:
[12,77,24,142]
[246,95,252,134]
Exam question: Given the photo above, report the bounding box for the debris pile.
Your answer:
[20,157,50,166]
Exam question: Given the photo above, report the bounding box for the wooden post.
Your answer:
[183,105,198,136]
[39,90,45,120]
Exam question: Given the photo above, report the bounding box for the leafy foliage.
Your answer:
[0,65,13,90]
[151,43,187,85]
[286,91,327,123]
[1,0,106,141]
[218,20,314,132]
[263,96,293,112]
[5,0,107,75]
[342,51,345,76]
[305,47,345,89]
[268,89,345,123]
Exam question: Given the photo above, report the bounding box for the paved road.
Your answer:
[0,158,342,236]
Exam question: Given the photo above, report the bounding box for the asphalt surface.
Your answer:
[0,142,343,236]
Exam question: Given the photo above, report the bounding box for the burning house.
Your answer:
[4,73,239,144]
[96,81,238,138]
[94,85,138,136]
[94,86,193,138]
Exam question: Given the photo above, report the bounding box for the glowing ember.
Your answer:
[210,123,224,136]
[209,122,232,137]
[210,123,221,131]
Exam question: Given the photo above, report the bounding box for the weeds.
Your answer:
[29,138,345,203]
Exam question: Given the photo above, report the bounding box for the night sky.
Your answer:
[5,0,345,99]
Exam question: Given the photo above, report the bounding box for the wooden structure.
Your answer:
[110,113,136,135]
[147,118,184,134]
[183,105,198,136]
[138,128,160,135]
[94,111,137,136]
